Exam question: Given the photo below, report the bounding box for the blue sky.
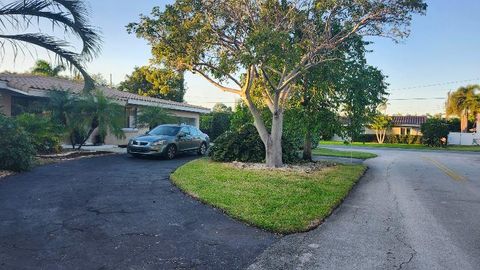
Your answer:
[1,0,479,115]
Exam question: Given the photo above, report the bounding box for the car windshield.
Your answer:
[148,126,180,136]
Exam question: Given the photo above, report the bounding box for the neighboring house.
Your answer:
[0,73,210,145]
[364,115,428,136]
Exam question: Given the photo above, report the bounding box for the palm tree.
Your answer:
[137,106,174,130]
[48,90,125,150]
[32,60,65,77]
[0,0,101,91]
[446,85,480,133]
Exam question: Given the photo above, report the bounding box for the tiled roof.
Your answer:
[0,73,209,113]
[391,115,427,126]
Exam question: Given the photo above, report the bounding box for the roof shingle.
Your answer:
[391,115,427,126]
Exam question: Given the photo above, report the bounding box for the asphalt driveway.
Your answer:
[0,154,277,269]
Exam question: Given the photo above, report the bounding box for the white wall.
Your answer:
[448,132,480,145]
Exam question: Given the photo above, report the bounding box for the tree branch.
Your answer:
[192,68,242,95]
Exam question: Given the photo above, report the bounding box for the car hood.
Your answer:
[133,135,173,142]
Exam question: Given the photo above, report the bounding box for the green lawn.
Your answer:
[312,147,377,159]
[171,159,366,234]
[319,141,480,152]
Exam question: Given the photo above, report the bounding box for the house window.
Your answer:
[11,96,47,116]
[125,106,137,128]
[400,128,411,135]
[174,116,196,126]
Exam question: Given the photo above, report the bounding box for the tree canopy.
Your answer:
[31,60,65,77]
[119,66,186,102]
[128,0,427,167]
[446,85,480,132]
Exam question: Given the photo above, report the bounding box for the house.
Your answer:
[364,115,428,136]
[0,73,210,145]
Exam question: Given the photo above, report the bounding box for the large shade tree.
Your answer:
[128,0,426,167]
[119,66,186,102]
[0,0,101,90]
[446,85,480,133]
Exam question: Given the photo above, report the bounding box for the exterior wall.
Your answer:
[390,127,422,136]
[363,126,422,136]
[103,127,150,146]
[102,107,201,146]
[448,132,480,145]
[170,110,200,127]
[0,91,12,116]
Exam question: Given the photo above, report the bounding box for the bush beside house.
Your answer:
[15,113,64,154]
[0,114,36,171]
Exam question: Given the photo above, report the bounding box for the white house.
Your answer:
[0,73,210,145]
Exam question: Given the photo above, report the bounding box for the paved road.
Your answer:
[0,154,277,270]
[250,148,480,270]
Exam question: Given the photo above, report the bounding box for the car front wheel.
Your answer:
[166,145,176,159]
[197,143,207,156]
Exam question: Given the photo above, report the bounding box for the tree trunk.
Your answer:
[461,112,468,132]
[379,129,386,144]
[265,110,284,167]
[303,130,312,161]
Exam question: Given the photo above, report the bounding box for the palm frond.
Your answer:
[0,0,102,60]
[0,33,94,90]
[0,0,101,91]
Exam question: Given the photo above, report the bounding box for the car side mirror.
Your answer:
[177,131,186,138]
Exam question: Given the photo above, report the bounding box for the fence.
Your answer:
[448,132,480,145]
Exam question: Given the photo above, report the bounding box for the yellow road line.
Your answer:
[422,156,466,181]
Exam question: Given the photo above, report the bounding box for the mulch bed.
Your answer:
[37,151,114,159]
[229,160,337,173]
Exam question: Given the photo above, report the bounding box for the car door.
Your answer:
[189,127,202,149]
[177,126,194,151]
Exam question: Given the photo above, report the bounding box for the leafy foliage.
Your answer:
[119,66,186,102]
[48,90,125,149]
[128,0,426,167]
[200,103,232,141]
[137,106,174,130]
[370,114,392,144]
[420,118,450,147]
[0,0,102,90]
[209,124,298,163]
[446,85,480,132]
[31,60,65,77]
[0,114,35,171]
[15,113,63,154]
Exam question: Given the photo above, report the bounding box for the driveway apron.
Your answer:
[0,154,278,270]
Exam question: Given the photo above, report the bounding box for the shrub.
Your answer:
[421,118,450,147]
[0,114,36,171]
[16,113,64,154]
[200,111,231,141]
[209,124,299,163]
[385,134,422,144]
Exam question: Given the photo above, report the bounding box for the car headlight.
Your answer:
[152,140,166,146]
